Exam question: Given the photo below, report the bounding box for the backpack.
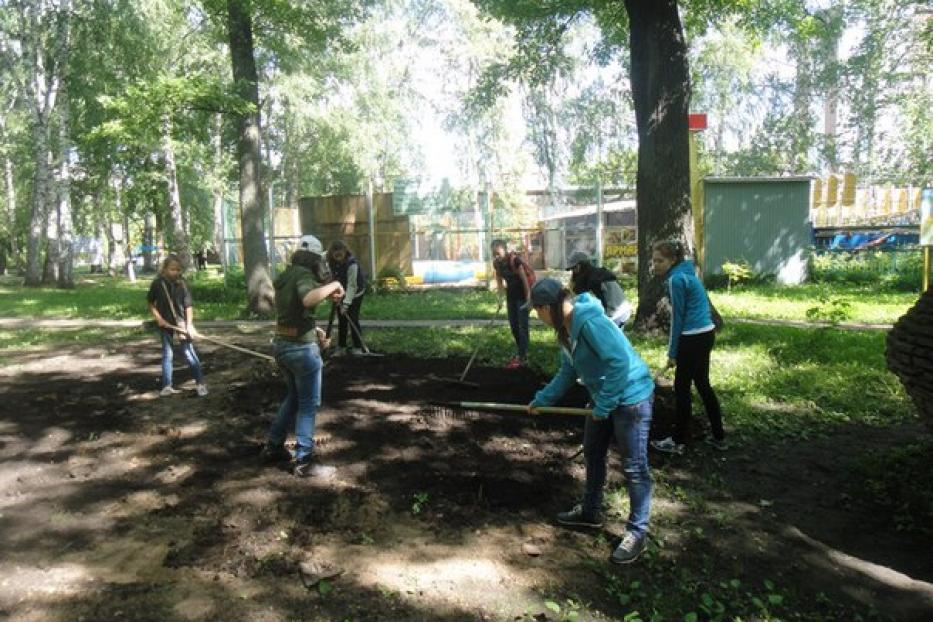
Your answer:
[510,253,536,288]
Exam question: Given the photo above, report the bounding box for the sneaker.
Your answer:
[159,386,180,397]
[260,443,292,465]
[650,436,685,455]
[556,504,604,528]
[610,532,647,565]
[704,437,728,451]
[196,384,209,397]
[293,455,337,479]
[504,357,522,370]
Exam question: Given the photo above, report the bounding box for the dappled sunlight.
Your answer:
[786,526,933,616]
[0,562,93,605]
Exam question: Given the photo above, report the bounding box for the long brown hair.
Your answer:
[547,288,573,350]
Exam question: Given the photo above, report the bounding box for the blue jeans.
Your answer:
[506,294,530,360]
[269,339,322,461]
[582,397,653,538]
[159,329,204,388]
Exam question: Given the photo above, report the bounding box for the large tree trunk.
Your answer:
[887,288,933,432]
[4,155,15,267]
[57,93,75,289]
[227,0,274,315]
[42,198,59,284]
[211,112,226,266]
[26,120,53,286]
[161,113,193,271]
[625,0,693,331]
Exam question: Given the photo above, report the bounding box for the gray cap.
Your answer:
[566,251,592,269]
[298,234,325,255]
[530,278,564,307]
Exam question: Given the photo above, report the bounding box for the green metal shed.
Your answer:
[703,177,812,285]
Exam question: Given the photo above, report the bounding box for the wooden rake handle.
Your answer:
[166,324,276,362]
[437,401,591,417]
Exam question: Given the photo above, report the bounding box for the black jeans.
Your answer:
[506,293,530,360]
[673,330,724,444]
[338,295,365,348]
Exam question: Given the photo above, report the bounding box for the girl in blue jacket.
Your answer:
[649,240,725,454]
[528,278,654,565]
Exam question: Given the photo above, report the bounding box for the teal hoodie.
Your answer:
[531,293,654,418]
[666,260,714,359]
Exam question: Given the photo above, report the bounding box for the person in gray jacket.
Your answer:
[327,240,368,356]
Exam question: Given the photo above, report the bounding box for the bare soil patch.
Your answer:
[0,332,930,621]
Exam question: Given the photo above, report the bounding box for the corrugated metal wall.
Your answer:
[703,179,812,284]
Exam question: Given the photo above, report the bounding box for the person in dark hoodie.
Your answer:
[528,278,655,565]
[326,240,367,356]
[649,240,725,454]
[567,251,633,328]
[263,235,344,477]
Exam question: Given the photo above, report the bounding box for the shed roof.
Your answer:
[704,176,814,184]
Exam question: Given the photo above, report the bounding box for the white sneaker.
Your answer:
[196,384,209,397]
[160,386,180,397]
[650,436,685,455]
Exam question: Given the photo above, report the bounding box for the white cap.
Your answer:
[298,234,325,255]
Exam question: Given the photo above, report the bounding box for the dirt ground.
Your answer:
[1,331,932,621]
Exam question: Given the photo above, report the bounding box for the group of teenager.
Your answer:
[497,238,725,564]
[148,235,724,565]
[146,235,367,476]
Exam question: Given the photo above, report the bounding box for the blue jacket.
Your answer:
[531,293,654,418]
[667,260,715,359]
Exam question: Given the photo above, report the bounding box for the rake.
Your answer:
[343,309,385,358]
[156,323,276,362]
[429,308,504,389]
[429,400,591,418]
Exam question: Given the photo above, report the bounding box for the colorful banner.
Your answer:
[604,227,637,259]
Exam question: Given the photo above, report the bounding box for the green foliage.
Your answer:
[410,492,429,515]
[810,251,922,292]
[374,267,408,293]
[721,259,752,291]
[805,291,854,325]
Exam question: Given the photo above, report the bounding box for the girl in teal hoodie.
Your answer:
[528,278,654,565]
[649,240,725,455]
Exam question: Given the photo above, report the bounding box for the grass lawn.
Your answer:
[0,271,918,324]
[710,283,917,325]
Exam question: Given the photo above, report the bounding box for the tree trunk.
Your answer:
[624,0,693,331]
[57,94,75,289]
[227,0,274,315]
[43,198,59,284]
[212,112,226,264]
[123,211,135,282]
[161,113,193,271]
[886,288,933,432]
[25,120,53,286]
[143,210,155,272]
[4,155,15,267]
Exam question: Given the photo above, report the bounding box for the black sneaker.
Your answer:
[260,443,291,465]
[556,504,604,528]
[610,532,647,565]
[293,455,336,479]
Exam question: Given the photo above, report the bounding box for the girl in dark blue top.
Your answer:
[649,240,725,454]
